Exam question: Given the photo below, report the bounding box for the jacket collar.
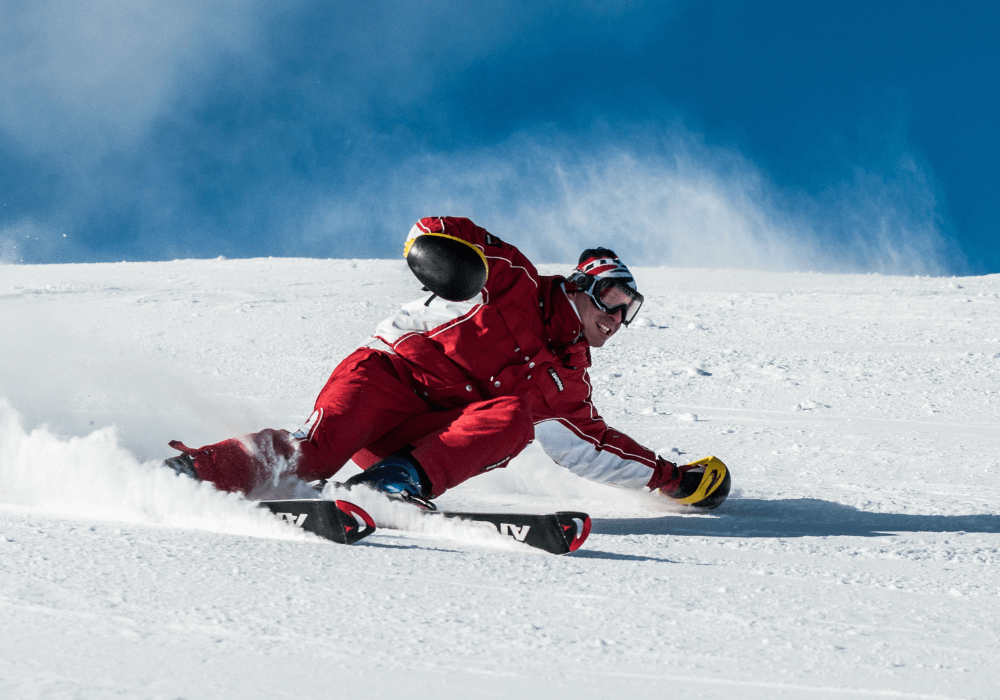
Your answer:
[541,277,592,369]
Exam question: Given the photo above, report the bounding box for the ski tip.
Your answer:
[260,498,376,545]
[334,500,376,544]
[556,511,592,553]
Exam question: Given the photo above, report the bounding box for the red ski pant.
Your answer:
[178,348,534,497]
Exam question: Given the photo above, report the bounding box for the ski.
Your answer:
[272,483,592,554]
[303,479,592,554]
[260,499,376,545]
[433,510,592,555]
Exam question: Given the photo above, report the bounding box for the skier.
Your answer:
[164,216,730,510]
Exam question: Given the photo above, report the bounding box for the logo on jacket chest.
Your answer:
[547,367,564,392]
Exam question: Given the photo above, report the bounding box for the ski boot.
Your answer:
[661,456,731,510]
[344,454,437,511]
[163,452,199,481]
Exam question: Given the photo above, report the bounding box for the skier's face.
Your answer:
[572,292,622,347]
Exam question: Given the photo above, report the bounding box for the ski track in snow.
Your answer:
[1,258,999,699]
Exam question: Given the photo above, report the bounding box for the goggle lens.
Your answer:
[594,281,643,324]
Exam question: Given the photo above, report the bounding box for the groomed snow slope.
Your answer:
[2,258,999,699]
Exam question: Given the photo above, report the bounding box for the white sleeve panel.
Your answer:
[369,292,485,346]
[534,419,653,489]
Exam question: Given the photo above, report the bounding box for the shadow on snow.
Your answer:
[593,498,1000,539]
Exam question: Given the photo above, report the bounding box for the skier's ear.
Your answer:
[405,233,488,302]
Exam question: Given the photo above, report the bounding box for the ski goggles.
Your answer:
[571,274,644,326]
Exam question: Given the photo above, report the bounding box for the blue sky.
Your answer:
[1,1,997,274]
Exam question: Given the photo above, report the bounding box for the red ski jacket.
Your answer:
[366,217,671,491]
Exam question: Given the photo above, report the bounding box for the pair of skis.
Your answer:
[260,498,591,555]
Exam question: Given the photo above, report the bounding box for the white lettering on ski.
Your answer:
[499,523,531,541]
[279,512,309,527]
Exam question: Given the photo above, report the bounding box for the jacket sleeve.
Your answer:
[533,377,674,491]
[406,216,500,252]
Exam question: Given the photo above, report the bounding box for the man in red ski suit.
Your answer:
[165,217,730,509]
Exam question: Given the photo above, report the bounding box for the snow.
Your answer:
[2,258,999,698]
